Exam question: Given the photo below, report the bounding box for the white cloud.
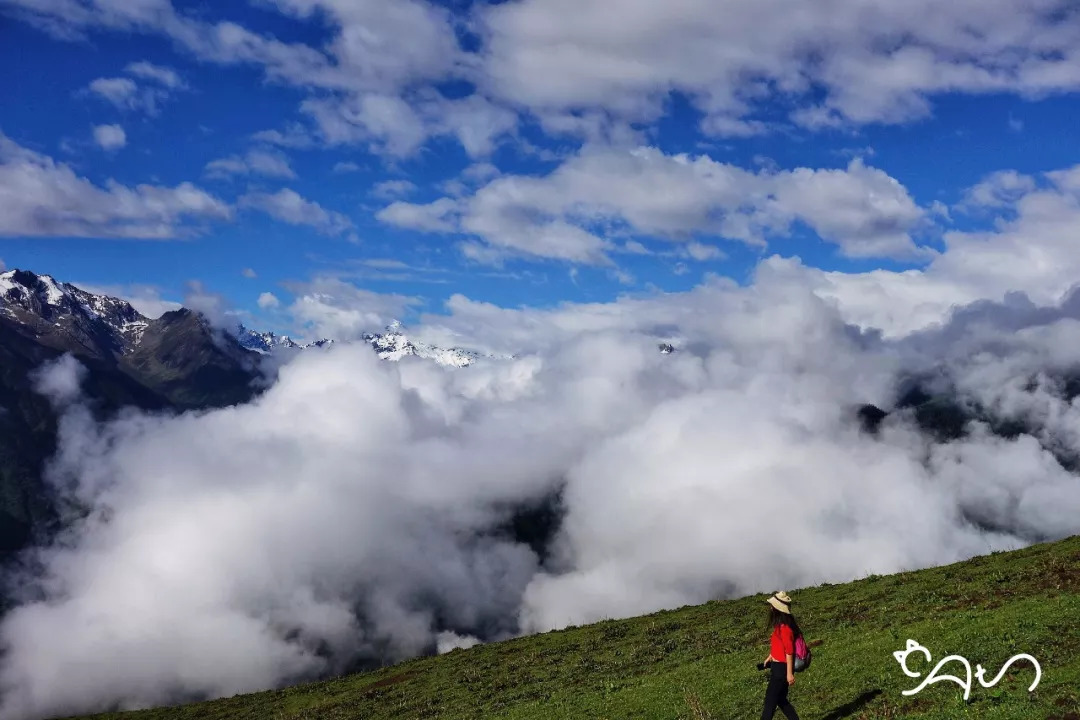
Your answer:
[258,292,281,310]
[85,59,187,115]
[6,259,1080,719]
[125,61,185,89]
[436,632,481,654]
[242,268,258,279]
[378,146,929,265]
[478,0,1080,132]
[683,242,723,261]
[462,162,500,183]
[960,170,1037,209]
[205,149,296,180]
[182,279,239,329]
[0,133,231,239]
[620,240,651,255]
[30,354,87,407]
[87,77,142,109]
[284,276,422,339]
[92,124,126,151]
[807,165,1080,337]
[376,197,459,234]
[11,0,1080,159]
[361,258,411,270]
[370,180,417,200]
[302,93,431,157]
[239,189,354,236]
[251,125,315,149]
[76,283,183,319]
[768,160,930,259]
[434,95,518,158]
[332,161,361,174]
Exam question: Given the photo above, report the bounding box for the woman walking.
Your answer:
[757,591,802,720]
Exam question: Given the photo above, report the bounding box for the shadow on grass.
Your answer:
[819,689,882,720]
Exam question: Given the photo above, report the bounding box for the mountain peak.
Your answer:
[0,269,69,308]
[234,324,302,354]
[1,268,150,356]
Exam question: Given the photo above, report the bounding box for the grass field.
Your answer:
[68,535,1080,720]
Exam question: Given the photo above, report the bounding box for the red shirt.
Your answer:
[770,624,795,662]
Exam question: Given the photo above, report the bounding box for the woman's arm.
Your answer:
[782,625,795,684]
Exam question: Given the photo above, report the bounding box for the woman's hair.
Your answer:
[768,607,802,638]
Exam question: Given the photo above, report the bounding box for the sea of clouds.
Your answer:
[2,259,1080,719]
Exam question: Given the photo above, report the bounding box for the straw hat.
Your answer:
[767,591,792,614]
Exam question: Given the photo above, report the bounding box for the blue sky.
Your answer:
[2,0,1080,338]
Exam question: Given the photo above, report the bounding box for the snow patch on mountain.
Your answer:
[2,269,516,369]
[235,318,498,368]
[1,270,154,355]
[361,322,503,367]
[234,325,302,353]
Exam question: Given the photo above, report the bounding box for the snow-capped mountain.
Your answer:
[361,321,495,368]
[1,269,494,369]
[234,325,303,353]
[0,268,150,356]
[237,319,497,368]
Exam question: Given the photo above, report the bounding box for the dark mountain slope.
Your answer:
[121,309,262,409]
[0,319,170,553]
[0,271,264,555]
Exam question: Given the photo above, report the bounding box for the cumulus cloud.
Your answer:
[808,164,1080,336]
[332,161,361,174]
[370,180,417,200]
[376,197,458,234]
[378,146,929,265]
[257,292,281,310]
[8,0,503,158]
[125,61,185,89]
[299,92,517,159]
[4,263,1080,719]
[284,276,421,340]
[205,149,296,180]
[85,59,186,115]
[960,170,1037,210]
[239,189,354,237]
[241,268,258,279]
[11,0,1080,158]
[92,124,126,151]
[682,242,724,262]
[250,125,315,149]
[478,0,1080,133]
[87,77,141,109]
[0,133,231,239]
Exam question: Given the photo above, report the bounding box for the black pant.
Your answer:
[761,660,800,720]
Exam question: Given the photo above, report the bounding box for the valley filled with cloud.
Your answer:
[2,1,1080,718]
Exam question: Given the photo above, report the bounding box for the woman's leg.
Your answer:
[775,675,800,720]
[760,665,784,720]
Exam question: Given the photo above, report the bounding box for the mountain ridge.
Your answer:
[0,268,519,556]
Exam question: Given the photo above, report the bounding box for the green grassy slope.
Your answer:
[70,536,1080,720]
